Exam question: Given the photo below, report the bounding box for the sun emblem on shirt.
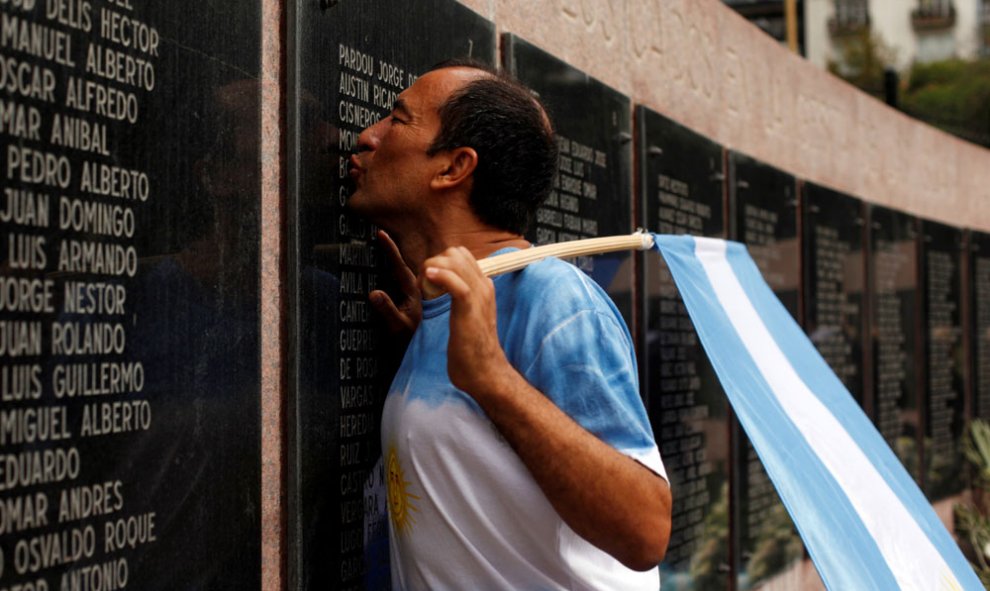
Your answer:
[386,445,419,534]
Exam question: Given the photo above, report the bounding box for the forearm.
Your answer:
[466,362,672,571]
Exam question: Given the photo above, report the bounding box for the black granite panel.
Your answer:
[0,0,262,588]
[288,2,495,589]
[868,205,921,481]
[733,442,804,591]
[637,106,730,590]
[504,35,635,324]
[972,231,990,421]
[728,152,803,590]
[729,152,799,314]
[920,220,966,499]
[802,184,867,406]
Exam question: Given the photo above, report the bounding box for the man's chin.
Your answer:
[343,188,362,209]
[343,191,375,219]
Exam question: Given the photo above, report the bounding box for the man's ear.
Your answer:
[431,146,478,191]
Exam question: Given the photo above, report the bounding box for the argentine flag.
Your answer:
[652,234,982,590]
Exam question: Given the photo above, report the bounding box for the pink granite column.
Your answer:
[261,0,286,588]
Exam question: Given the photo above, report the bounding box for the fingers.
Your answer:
[377,230,418,296]
[376,229,400,260]
[370,229,422,333]
[369,289,415,334]
[420,276,445,300]
[422,247,489,300]
[424,266,472,299]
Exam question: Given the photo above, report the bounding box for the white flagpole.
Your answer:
[423,232,655,298]
[480,231,655,277]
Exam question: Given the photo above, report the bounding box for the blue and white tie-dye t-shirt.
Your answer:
[381,253,666,590]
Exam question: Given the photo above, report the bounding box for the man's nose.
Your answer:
[355,119,384,153]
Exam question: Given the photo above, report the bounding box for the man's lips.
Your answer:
[348,155,363,180]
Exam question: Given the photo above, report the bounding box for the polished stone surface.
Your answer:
[971,230,990,422]
[729,152,800,314]
[638,106,730,590]
[0,0,263,588]
[802,184,867,406]
[868,205,921,482]
[920,220,966,500]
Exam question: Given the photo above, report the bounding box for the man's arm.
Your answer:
[423,246,673,571]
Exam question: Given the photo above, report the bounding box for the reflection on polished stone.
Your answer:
[869,205,921,483]
[920,219,965,500]
[0,0,263,588]
[972,230,990,422]
[638,106,730,590]
[802,183,866,406]
[729,152,799,316]
[729,151,803,590]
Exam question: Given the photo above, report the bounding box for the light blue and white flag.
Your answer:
[652,234,981,591]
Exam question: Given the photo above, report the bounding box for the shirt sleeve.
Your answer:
[519,308,667,480]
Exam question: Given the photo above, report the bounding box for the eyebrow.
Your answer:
[393,98,412,118]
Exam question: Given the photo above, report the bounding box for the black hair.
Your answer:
[426,59,558,235]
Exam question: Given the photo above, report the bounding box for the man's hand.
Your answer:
[422,246,672,571]
[369,230,422,343]
[422,246,512,396]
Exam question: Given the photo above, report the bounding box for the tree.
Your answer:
[827,28,897,98]
[828,26,990,148]
[901,58,990,148]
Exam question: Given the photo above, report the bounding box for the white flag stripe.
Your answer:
[693,237,960,591]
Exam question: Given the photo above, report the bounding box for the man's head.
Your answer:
[425,59,558,234]
[348,61,557,235]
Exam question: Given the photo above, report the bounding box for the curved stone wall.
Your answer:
[459,0,990,232]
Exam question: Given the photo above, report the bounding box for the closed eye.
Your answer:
[391,98,412,125]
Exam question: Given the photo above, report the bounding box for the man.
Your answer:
[348,60,672,589]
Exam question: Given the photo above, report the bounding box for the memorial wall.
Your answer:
[458,0,990,231]
[0,0,262,589]
[973,231,990,422]
[869,206,921,482]
[802,184,866,407]
[920,221,965,501]
[2,0,990,588]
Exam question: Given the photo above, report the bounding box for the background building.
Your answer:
[806,0,989,71]
[724,0,808,53]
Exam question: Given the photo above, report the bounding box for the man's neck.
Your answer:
[390,225,530,276]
